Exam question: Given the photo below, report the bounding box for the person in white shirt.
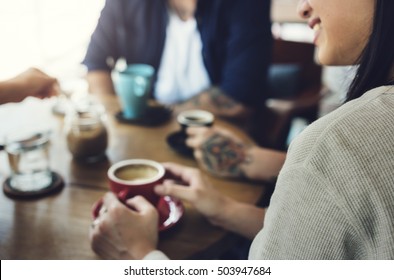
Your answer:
[83,0,272,122]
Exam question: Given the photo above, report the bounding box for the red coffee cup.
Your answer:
[107,159,165,206]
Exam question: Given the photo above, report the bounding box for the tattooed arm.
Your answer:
[187,126,286,181]
[198,134,250,178]
[172,87,252,121]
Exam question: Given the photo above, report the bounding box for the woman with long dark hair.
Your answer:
[90,0,394,260]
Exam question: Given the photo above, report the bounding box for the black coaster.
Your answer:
[115,105,172,126]
[166,131,194,157]
[3,171,64,199]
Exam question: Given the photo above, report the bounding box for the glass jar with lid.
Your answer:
[65,103,108,163]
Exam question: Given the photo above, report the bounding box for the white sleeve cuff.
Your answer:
[143,250,170,260]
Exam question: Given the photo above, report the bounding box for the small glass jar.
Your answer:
[65,104,108,163]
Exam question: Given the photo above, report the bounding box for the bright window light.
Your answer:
[0,0,105,80]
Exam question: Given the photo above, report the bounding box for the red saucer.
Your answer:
[92,195,184,232]
[157,196,184,231]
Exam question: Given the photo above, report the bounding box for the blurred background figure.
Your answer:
[0,68,58,105]
[82,0,272,124]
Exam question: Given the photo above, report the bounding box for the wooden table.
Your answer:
[0,95,267,260]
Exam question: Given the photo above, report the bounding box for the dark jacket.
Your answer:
[82,0,272,107]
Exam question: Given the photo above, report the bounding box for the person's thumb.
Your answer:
[154,180,195,203]
[125,195,156,213]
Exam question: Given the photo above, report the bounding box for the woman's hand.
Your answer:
[186,126,252,178]
[155,162,233,226]
[155,162,266,239]
[89,192,159,260]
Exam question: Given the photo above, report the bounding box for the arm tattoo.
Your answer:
[177,87,239,113]
[207,87,238,109]
[200,133,251,178]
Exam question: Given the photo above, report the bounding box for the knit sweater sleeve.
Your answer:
[249,165,362,260]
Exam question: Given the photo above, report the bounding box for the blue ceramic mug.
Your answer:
[113,64,155,119]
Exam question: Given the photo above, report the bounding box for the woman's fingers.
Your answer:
[186,126,213,148]
[161,162,200,183]
[155,180,197,203]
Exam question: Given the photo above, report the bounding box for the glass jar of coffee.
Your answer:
[65,104,108,163]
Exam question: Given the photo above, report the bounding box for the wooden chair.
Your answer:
[253,38,323,150]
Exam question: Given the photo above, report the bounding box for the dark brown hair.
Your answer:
[346,0,394,101]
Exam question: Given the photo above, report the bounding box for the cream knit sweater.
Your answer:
[249,86,394,259]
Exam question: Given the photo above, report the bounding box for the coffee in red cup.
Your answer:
[107,159,165,206]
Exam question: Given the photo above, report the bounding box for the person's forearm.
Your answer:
[173,87,252,120]
[211,197,266,240]
[86,70,116,96]
[241,147,286,182]
[0,80,25,104]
